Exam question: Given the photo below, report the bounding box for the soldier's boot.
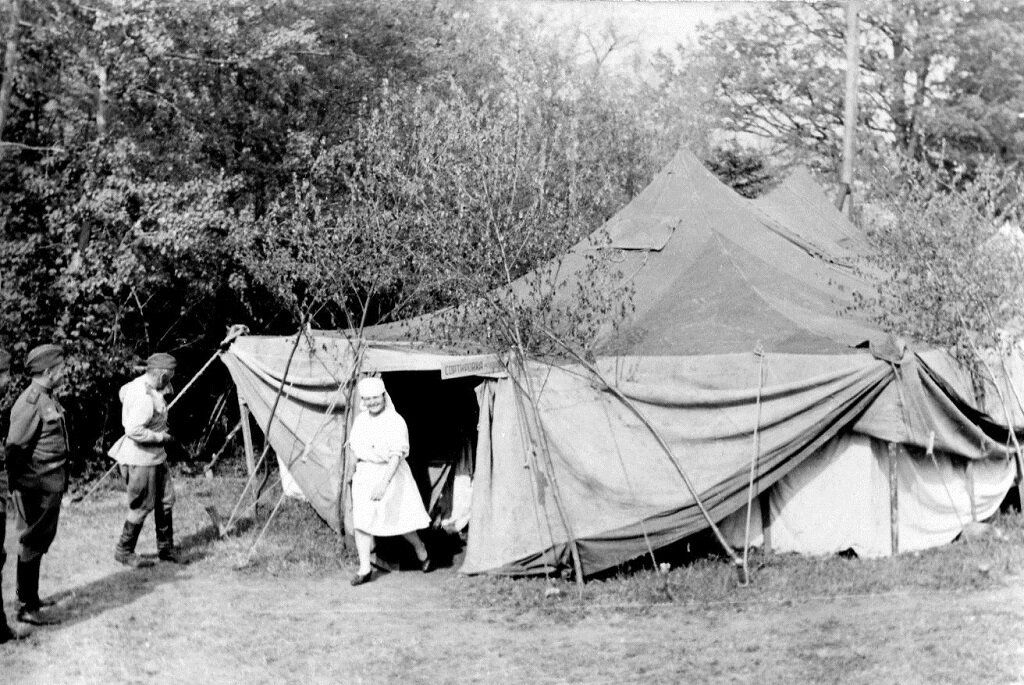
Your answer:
[155,509,182,564]
[16,557,59,626]
[114,521,155,568]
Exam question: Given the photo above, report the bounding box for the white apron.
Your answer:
[349,402,430,536]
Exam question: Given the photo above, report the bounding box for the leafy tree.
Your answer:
[234,75,641,355]
[683,0,1024,173]
[1,0,698,473]
[857,154,1024,375]
[0,0,495,466]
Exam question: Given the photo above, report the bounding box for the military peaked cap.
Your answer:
[25,344,64,374]
[145,353,178,370]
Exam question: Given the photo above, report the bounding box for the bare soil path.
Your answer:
[2,489,1023,684]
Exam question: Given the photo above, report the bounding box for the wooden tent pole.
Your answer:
[888,442,899,555]
[837,0,859,213]
[238,398,256,475]
[222,321,307,535]
[741,348,767,585]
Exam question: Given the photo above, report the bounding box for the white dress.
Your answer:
[349,403,430,536]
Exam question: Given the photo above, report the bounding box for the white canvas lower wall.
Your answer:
[720,433,1015,557]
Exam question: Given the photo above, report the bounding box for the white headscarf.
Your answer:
[357,377,385,397]
[349,376,408,463]
[356,376,389,413]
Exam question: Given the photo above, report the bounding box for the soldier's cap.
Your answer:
[25,344,65,374]
[146,353,178,370]
[0,349,10,372]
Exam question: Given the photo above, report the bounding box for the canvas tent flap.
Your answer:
[220,335,356,530]
[853,351,1021,459]
[220,334,507,531]
[460,353,893,575]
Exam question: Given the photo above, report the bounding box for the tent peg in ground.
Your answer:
[204,504,231,538]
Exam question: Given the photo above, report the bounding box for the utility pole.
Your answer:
[837,0,859,214]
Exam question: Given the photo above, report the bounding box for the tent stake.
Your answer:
[238,399,256,475]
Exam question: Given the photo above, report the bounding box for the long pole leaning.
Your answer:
[741,348,767,586]
[541,328,746,571]
[74,324,249,503]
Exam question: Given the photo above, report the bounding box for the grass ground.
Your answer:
[2,474,1023,684]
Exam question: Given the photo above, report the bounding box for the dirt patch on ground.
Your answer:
[2,483,1023,684]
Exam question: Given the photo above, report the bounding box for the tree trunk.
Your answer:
[95,61,108,138]
[0,0,23,164]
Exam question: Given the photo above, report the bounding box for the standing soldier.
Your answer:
[5,344,69,627]
[108,353,181,567]
[0,348,20,642]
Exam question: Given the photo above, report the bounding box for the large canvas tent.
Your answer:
[220,151,1024,576]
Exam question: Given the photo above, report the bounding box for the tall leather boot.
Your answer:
[16,557,58,626]
[114,521,154,568]
[155,509,181,563]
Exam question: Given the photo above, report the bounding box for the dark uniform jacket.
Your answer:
[0,441,7,511]
[5,381,70,493]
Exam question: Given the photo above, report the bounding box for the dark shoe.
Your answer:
[370,556,396,573]
[350,571,373,586]
[158,549,184,564]
[156,509,177,562]
[420,556,434,574]
[115,550,155,568]
[115,521,149,567]
[16,607,60,627]
[0,620,22,643]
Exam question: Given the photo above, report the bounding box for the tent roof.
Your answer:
[748,165,871,259]
[366,150,884,356]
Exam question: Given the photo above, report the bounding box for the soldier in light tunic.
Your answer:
[5,344,70,626]
[108,353,181,567]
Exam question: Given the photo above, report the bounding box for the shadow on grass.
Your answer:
[39,517,255,630]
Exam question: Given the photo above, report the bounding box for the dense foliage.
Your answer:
[0,0,707,471]
[1,0,1021,477]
